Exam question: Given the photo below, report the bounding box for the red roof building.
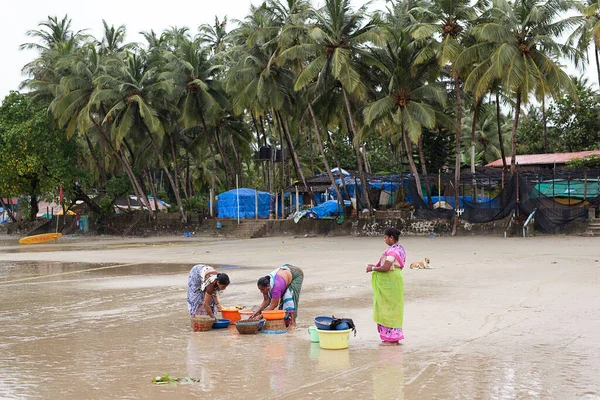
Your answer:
[486,150,600,168]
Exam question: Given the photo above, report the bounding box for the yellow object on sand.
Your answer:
[317,329,352,350]
[19,233,63,245]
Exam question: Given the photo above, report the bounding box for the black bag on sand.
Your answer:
[330,316,357,337]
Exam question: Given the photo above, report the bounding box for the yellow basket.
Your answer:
[317,328,352,350]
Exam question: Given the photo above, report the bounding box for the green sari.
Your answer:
[372,268,404,329]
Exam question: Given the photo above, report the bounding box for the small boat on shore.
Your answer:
[19,233,63,245]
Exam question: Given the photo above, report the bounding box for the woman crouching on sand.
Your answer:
[251,264,304,328]
[366,228,406,345]
[187,264,230,320]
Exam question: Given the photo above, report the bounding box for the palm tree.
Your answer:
[463,0,578,173]
[363,28,447,198]
[285,0,383,213]
[568,0,600,87]
[95,52,186,221]
[411,0,479,232]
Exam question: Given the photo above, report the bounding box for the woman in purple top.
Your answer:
[252,264,304,328]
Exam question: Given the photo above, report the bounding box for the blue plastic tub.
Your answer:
[314,316,333,330]
[212,318,231,329]
[335,322,350,330]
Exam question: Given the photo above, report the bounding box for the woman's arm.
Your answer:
[251,292,271,318]
[368,259,393,273]
[265,298,280,310]
[203,292,216,319]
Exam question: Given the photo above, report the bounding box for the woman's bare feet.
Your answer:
[380,341,400,346]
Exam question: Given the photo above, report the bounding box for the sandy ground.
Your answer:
[1,234,599,399]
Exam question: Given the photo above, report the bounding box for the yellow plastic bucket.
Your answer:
[317,328,352,350]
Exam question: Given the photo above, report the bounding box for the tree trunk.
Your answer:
[325,129,351,201]
[417,135,432,204]
[169,133,189,202]
[471,101,479,206]
[308,123,315,177]
[403,127,423,198]
[279,111,315,204]
[496,91,508,171]
[214,126,234,189]
[510,90,522,175]
[93,119,154,218]
[275,111,286,194]
[361,142,371,174]
[595,42,600,89]
[29,177,39,221]
[229,135,242,187]
[452,75,463,236]
[308,104,344,204]
[542,96,548,153]
[148,137,186,222]
[251,113,268,190]
[200,114,219,204]
[83,131,107,186]
[145,167,160,212]
[342,88,373,214]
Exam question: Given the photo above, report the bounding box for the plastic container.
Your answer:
[262,310,286,320]
[314,316,333,330]
[239,309,254,320]
[221,308,241,325]
[317,328,352,350]
[308,326,320,343]
[212,318,231,329]
[335,322,350,330]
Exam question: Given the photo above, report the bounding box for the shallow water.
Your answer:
[1,236,600,399]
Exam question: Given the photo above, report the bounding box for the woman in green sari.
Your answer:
[366,228,406,345]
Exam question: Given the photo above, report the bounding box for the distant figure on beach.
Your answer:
[187,265,230,320]
[366,227,406,345]
[251,264,304,328]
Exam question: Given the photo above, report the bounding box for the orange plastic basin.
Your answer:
[262,310,286,320]
[221,309,241,325]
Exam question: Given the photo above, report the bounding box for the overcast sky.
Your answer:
[0,0,593,103]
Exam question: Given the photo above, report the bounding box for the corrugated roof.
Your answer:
[486,150,600,167]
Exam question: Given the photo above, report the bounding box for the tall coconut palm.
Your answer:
[94,53,186,221]
[284,0,383,213]
[363,28,447,198]
[463,0,578,173]
[411,0,479,233]
[568,0,600,87]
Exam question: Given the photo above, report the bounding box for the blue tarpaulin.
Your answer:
[307,200,343,218]
[217,189,274,219]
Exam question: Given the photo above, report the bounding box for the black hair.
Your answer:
[257,276,270,288]
[384,227,400,242]
[216,273,230,286]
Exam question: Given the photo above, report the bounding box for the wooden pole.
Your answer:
[255,188,259,220]
[584,169,588,201]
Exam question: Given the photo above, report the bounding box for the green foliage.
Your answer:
[566,154,600,169]
[518,78,600,154]
[550,78,600,152]
[182,195,209,213]
[152,373,199,385]
[0,91,80,219]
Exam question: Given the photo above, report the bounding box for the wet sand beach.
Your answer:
[1,234,599,399]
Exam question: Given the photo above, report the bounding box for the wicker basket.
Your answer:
[191,316,215,332]
[235,320,261,335]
